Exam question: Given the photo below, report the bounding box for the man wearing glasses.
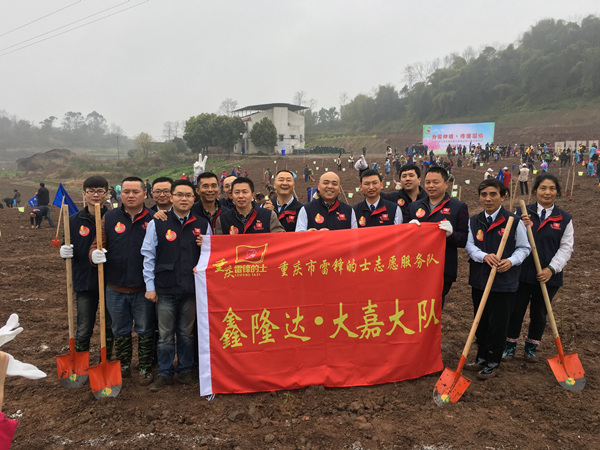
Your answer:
[59,176,114,360]
[150,177,173,212]
[141,179,211,391]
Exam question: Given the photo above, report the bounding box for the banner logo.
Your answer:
[235,244,268,264]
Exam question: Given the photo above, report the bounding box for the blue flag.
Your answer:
[28,195,37,207]
[231,169,237,177]
[307,187,318,201]
[52,183,79,215]
[496,169,504,182]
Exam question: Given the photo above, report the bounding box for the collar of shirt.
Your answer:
[536,203,553,218]
[173,210,189,224]
[124,207,143,221]
[486,207,502,223]
[277,197,294,211]
[366,199,379,210]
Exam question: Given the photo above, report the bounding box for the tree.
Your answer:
[218,98,238,116]
[210,115,245,152]
[61,111,84,132]
[85,111,107,136]
[39,116,57,130]
[184,113,215,152]
[134,132,153,160]
[250,118,277,153]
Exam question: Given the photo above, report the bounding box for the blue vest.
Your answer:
[153,211,209,294]
[104,206,154,287]
[303,198,353,230]
[517,203,572,287]
[468,207,521,292]
[219,207,273,234]
[353,198,397,227]
[409,194,469,282]
[69,206,107,292]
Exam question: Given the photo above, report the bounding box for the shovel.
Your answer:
[88,203,122,399]
[433,216,514,406]
[518,200,585,391]
[56,205,89,387]
[51,199,65,247]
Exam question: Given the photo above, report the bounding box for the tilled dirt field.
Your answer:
[0,154,598,449]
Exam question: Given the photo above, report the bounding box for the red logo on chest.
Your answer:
[254,220,264,230]
[442,208,450,215]
[337,213,346,221]
[192,228,202,236]
[381,214,389,221]
[550,223,561,230]
[114,222,126,233]
[286,214,296,223]
[79,226,90,237]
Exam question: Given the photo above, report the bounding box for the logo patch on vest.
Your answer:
[416,208,425,218]
[286,214,296,223]
[476,229,484,241]
[165,229,177,241]
[315,213,324,224]
[114,222,126,233]
[442,208,450,215]
[381,214,389,221]
[142,222,148,230]
[337,213,346,221]
[229,225,239,235]
[79,225,90,237]
[550,222,561,230]
[192,228,202,236]
[498,227,505,237]
[359,216,366,227]
[254,220,264,231]
[398,199,405,206]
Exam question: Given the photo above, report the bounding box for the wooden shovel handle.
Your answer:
[63,205,75,341]
[54,198,65,241]
[519,200,560,341]
[0,351,8,413]
[460,216,515,360]
[94,204,107,354]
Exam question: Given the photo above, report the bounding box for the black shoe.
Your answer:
[477,362,500,380]
[149,375,172,392]
[178,372,196,386]
[524,342,538,362]
[464,357,486,372]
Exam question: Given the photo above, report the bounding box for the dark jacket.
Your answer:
[353,198,398,227]
[409,193,469,282]
[218,207,275,234]
[37,186,50,206]
[516,203,572,287]
[103,206,154,287]
[276,197,303,232]
[381,187,426,223]
[303,198,354,230]
[70,206,107,292]
[468,207,521,292]
[153,211,209,295]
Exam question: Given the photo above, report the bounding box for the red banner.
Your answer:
[195,223,445,395]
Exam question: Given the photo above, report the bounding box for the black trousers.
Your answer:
[472,288,516,364]
[519,180,529,195]
[507,282,559,342]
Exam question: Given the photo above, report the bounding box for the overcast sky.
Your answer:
[1,0,598,140]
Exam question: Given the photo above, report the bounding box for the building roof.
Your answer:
[233,103,308,113]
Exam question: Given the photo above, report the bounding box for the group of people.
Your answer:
[56,160,573,392]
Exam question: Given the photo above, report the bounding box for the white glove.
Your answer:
[4,352,46,379]
[409,219,421,226]
[0,314,23,347]
[439,220,453,237]
[91,249,107,264]
[60,244,74,259]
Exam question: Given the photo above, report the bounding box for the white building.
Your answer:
[233,103,307,155]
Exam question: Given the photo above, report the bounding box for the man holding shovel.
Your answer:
[59,176,114,358]
[90,177,156,385]
[464,179,530,380]
[141,180,211,391]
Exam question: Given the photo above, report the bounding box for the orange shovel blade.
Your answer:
[88,360,122,399]
[56,350,89,388]
[51,239,61,247]
[547,353,585,391]
[433,367,472,406]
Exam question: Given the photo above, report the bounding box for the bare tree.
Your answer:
[134,132,153,159]
[218,98,238,116]
[163,121,174,141]
[293,91,307,106]
[462,46,477,62]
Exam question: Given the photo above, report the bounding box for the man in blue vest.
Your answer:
[214,177,284,234]
[409,167,469,307]
[141,179,210,391]
[90,176,156,385]
[464,179,530,380]
[59,175,114,357]
[296,171,357,231]
[353,169,402,227]
[263,170,304,232]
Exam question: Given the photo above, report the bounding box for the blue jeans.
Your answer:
[75,289,113,345]
[156,293,196,378]
[105,287,155,338]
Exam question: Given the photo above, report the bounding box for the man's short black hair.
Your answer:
[231,176,254,193]
[398,163,421,178]
[275,169,295,178]
[359,169,382,182]
[425,166,449,181]
[478,178,507,196]
[170,179,195,194]
[121,176,145,190]
[254,193,265,201]
[198,172,219,184]
[152,177,173,188]
[83,176,109,191]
